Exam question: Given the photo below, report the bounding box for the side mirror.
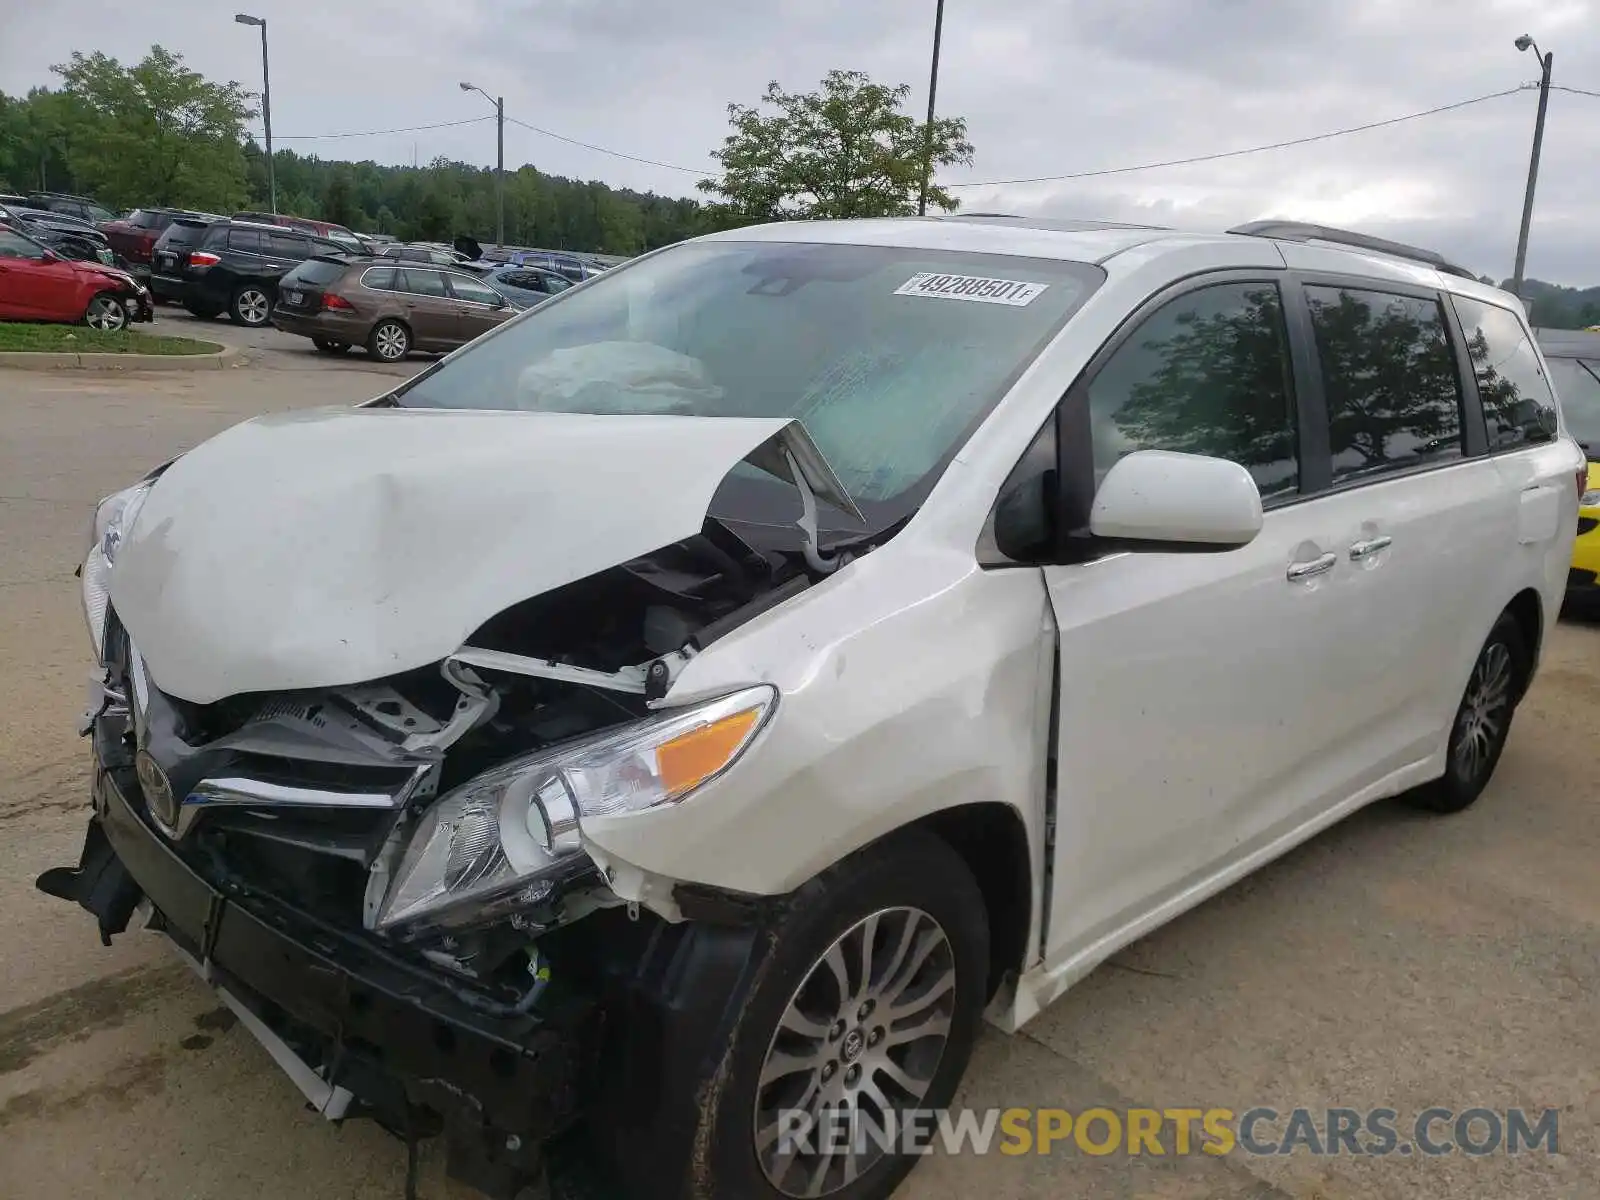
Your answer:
[1090,450,1263,548]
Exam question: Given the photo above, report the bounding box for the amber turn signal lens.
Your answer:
[657,707,762,799]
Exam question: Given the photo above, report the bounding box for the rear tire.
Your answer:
[230,284,272,327]
[312,337,351,354]
[1409,612,1526,814]
[368,319,410,362]
[83,292,128,332]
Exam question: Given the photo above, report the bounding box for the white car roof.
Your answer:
[695,214,1522,311]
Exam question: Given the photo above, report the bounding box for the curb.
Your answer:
[0,343,243,372]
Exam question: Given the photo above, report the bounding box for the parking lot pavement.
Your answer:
[138,303,432,375]
[2,363,1597,1199]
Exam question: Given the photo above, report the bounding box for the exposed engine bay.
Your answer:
[98,515,826,1014]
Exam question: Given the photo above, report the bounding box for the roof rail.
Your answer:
[1227,220,1477,280]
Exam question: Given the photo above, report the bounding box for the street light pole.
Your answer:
[917,0,947,217]
[460,82,505,249]
[1512,35,1552,300]
[235,14,276,214]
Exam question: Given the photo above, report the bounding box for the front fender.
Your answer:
[579,543,1055,922]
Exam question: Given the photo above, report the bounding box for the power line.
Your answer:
[945,87,1525,188]
[503,114,708,174]
[273,116,494,141]
[1551,84,1600,99]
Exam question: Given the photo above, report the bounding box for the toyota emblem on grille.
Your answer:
[135,750,177,832]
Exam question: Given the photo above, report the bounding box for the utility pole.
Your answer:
[495,95,505,249]
[236,14,276,213]
[460,82,506,248]
[1512,36,1552,300]
[917,0,947,216]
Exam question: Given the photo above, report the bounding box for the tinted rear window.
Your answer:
[160,221,211,247]
[285,257,349,286]
[1305,285,1464,483]
[1453,296,1558,451]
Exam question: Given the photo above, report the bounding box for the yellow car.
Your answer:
[1538,329,1600,601]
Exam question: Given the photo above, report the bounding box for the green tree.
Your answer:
[0,88,88,192]
[51,45,253,209]
[699,69,973,220]
[321,165,357,228]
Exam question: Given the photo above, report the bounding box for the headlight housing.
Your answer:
[376,684,777,933]
[82,480,153,658]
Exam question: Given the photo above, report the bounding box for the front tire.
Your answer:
[695,832,989,1200]
[369,318,410,361]
[230,284,272,327]
[1410,612,1526,814]
[83,292,128,332]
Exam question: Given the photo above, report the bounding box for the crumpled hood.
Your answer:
[111,405,817,703]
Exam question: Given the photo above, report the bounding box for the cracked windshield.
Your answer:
[398,242,1099,506]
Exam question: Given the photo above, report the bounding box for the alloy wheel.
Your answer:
[1454,640,1512,783]
[374,323,408,361]
[236,288,271,325]
[85,295,127,332]
[753,906,957,1198]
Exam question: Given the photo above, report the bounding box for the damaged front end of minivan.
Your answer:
[38,405,868,1197]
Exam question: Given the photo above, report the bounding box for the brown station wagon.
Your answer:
[271,256,519,361]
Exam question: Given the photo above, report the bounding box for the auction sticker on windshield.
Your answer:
[894,272,1049,306]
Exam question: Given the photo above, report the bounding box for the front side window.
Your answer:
[448,274,502,305]
[1453,296,1558,451]
[1087,281,1299,498]
[1545,357,1600,451]
[395,241,1104,517]
[1306,285,1463,483]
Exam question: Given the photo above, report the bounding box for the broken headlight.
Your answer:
[82,480,153,659]
[376,684,777,932]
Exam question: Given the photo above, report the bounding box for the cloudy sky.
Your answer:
[3,0,1598,284]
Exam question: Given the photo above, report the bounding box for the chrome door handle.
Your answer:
[1287,552,1337,581]
[1348,535,1393,560]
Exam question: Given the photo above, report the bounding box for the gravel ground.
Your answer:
[1,362,1595,1200]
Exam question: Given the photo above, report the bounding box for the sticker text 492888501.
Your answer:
[893,272,1050,307]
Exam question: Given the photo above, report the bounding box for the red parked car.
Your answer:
[0,224,153,329]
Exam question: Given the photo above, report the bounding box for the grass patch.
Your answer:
[0,322,222,355]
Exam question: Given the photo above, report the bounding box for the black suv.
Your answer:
[27,191,118,224]
[152,218,352,326]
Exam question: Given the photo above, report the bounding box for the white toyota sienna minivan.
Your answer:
[43,215,1586,1199]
